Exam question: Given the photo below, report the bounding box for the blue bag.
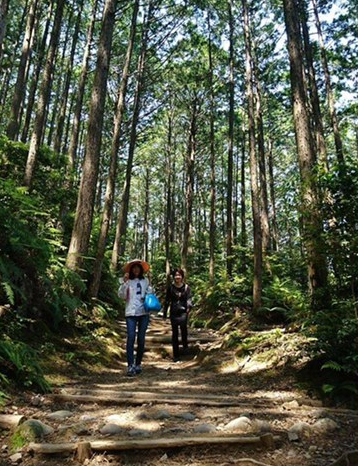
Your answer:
[144,293,161,312]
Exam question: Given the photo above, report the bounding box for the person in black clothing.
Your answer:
[164,268,193,362]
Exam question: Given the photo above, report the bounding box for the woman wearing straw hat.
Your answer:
[118,259,150,376]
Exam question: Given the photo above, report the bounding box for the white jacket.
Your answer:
[118,278,149,317]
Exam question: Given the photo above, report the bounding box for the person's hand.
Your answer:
[123,273,129,283]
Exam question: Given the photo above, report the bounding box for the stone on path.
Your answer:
[224,416,253,433]
[193,423,217,433]
[176,412,196,421]
[313,418,339,433]
[288,421,311,440]
[47,410,73,420]
[99,423,123,435]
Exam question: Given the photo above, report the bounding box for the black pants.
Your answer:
[170,313,188,359]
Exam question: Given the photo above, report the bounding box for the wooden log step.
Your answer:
[29,433,279,454]
[51,392,248,407]
[59,388,247,403]
[0,414,26,429]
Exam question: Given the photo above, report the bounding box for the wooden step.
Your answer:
[29,433,279,454]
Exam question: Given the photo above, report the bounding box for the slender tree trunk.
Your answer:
[53,0,84,155]
[88,0,139,297]
[299,0,328,170]
[226,0,235,277]
[311,0,344,166]
[165,108,174,288]
[267,137,279,251]
[66,0,118,273]
[21,1,53,143]
[253,63,271,254]
[283,0,329,309]
[111,1,153,270]
[240,123,247,266]
[6,0,39,140]
[181,96,198,273]
[242,0,262,311]
[142,167,150,262]
[68,0,98,170]
[24,0,66,188]
[0,0,9,64]
[208,11,216,285]
[0,0,28,121]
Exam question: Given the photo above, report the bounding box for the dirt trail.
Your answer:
[1,316,357,466]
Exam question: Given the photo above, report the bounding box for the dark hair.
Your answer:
[172,268,185,279]
[129,263,144,280]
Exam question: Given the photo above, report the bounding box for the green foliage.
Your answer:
[0,339,51,392]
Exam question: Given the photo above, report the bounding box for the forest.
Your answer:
[0,0,357,417]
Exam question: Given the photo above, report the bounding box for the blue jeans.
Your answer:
[126,314,150,366]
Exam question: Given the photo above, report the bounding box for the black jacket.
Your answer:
[164,283,192,318]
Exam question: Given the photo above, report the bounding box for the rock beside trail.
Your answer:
[223,416,253,433]
[14,419,54,441]
[47,410,73,421]
[288,421,311,440]
[99,423,123,435]
[175,412,196,421]
[193,423,217,433]
[313,418,339,433]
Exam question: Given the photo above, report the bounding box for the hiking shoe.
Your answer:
[126,365,136,377]
[135,365,142,375]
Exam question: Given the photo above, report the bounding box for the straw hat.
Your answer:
[123,259,150,274]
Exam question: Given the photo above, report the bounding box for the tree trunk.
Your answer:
[253,62,271,254]
[242,0,262,311]
[298,0,328,170]
[0,0,9,65]
[283,0,329,309]
[21,1,53,143]
[24,0,66,188]
[66,0,118,273]
[165,106,174,288]
[207,10,216,285]
[240,123,247,271]
[267,137,279,251]
[226,0,235,277]
[87,0,139,297]
[311,0,344,166]
[142,167,150,262]
[68,0,98,170]
[6,0,39,140]
[53,0,84,156]
[111,1,153,270]
[181,96,198,273]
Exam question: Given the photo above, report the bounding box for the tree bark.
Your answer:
[24,0,66,188]
[283,0,329,309]
[66,0,118,273]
